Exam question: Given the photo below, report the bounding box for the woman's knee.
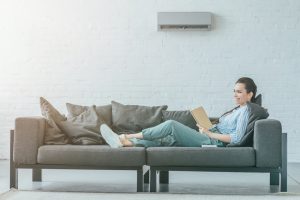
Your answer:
[164,120,178,127]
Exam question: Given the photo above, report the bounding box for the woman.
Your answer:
[101,77,257,148]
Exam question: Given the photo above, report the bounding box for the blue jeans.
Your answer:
[129,120,224,147]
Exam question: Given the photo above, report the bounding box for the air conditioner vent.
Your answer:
[157,12,213,31]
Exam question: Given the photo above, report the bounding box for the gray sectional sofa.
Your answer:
[10,100,287,193]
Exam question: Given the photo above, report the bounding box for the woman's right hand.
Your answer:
[196,124,211,137]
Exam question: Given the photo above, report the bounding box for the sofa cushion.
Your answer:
[253,94,262,106]
[40,97,69,144]
[146,147,255,167]
[37,145,146,167]
[227,102,269,147]
[40,97,104,145]
[111,101,168,133]
[66,103,112,127]
[162,110,198,131]
[59,106,105,145]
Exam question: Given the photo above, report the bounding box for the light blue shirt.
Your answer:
[215,105,250,144]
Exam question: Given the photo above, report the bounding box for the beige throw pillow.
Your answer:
[40,97,104,145]
[40,97,69,144]
[59,105,105,145]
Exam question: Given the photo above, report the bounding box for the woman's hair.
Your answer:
[211,77,257,124]
[235,77,257,103]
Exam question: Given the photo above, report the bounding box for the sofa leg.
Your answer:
[159,171,169,184]
[281,171,287,192]
[270,172,279,185]
[32,168,42,182]
[137,169,144,192]
[10,163,18,189]
[150,168,157,192]
[10,130,18,189]
[143,169,149,184]
[281,133,287,192]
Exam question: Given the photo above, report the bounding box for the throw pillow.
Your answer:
[40,97,69,144]
[162,110,198,131]
[59,105,105,145]
[254,94,262,106]
[227,102,269,147]
[66,103,112,127]
[111,101,168,133]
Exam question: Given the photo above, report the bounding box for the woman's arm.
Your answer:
[206,131,231,143]
[197,125,231,143]
[197,105,250,144]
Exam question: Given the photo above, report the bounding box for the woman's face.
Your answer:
[234,83,253,106]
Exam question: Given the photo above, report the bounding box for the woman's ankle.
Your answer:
[126,132,143,139]
[119,134,133,147]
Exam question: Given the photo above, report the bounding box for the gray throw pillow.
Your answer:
[227,102,269,147]
[111,101,168,133]
[59,106,105,145]
[40,97,70,145]
[162,110,198,131]
[66,103,112,127]
[254,94,262,106]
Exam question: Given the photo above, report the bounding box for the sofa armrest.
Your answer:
[14,117,46,165]
[254,119,282,167]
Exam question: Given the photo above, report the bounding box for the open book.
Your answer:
[190,106,213,130]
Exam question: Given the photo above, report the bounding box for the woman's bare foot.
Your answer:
[119,134,134,147]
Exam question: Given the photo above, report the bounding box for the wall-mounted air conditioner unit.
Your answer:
[157,12,213,31]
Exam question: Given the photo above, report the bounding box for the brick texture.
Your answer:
[0,0,299,162]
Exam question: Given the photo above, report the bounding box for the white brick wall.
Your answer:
[0,0,299,162]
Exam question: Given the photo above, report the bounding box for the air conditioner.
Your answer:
[157,12,212,31]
